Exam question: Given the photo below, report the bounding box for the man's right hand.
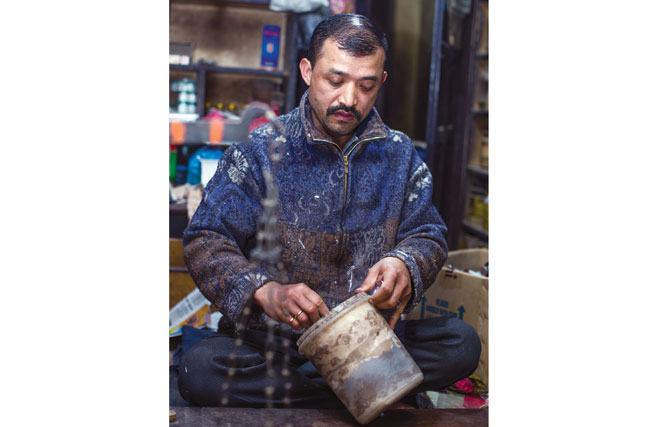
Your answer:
[253,281,330,331]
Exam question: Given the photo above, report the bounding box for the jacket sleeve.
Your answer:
[182,145,275,323]
[383,143,449,315]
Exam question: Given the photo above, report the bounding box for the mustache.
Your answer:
[326,104,362,121]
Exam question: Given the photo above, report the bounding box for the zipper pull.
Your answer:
[343,156,349,174]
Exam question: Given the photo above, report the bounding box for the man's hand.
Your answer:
[253,281,330,331]
[354,257,411,329]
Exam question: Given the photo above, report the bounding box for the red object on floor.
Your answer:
[463,395,487,409]
[453,377,476,394]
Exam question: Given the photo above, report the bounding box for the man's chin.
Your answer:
[324,122,357,138]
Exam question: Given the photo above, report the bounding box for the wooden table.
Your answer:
[169,407,488,426]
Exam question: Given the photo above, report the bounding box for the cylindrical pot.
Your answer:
[297,293,423,425]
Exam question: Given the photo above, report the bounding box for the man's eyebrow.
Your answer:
[327,68,378,82]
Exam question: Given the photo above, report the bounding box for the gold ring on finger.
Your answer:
[293,310,304,319]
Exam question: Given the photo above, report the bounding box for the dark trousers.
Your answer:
[178,317,481,408]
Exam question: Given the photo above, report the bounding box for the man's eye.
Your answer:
[329,80,342,87]
[361,86,375,92]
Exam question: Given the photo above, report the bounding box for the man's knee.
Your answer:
[177,339,218,404]
[447,318,481,375]
[178,335,270,406]
[406,317,482,381]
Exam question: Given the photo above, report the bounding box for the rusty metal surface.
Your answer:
[169,407,488,426]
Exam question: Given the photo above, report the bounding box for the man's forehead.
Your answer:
[316,39,384,72]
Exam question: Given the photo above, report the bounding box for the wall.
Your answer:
[379,0,435,140]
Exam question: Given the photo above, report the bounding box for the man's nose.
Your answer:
[338,83,357,108]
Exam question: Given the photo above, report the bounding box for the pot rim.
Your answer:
[296,292,371,351]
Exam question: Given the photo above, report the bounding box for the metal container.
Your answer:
[297,293,423,425]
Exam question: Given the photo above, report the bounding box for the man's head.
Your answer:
[299,14,389,146]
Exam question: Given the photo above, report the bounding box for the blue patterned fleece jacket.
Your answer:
[183,90,448,333]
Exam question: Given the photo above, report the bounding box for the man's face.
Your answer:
[300,38,387,145]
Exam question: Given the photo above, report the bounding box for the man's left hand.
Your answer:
[354,257,411,329]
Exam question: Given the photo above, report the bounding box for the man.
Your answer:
[179,14,480,408]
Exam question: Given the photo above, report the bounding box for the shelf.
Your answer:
[476,53,488,60]
[169,112,200,122]
[170,104,270,145]
[467,165,489,179]
[170,119,242,145]
[204,64,287,78]
[217,0,270,4]
[472,109,488,117]
[170,63,287,78]
[171,0,270,5]
[170,64,201,72]
[462,221,489,241]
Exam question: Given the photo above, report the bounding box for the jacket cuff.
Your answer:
[221,270,270,323]
[383,249,422,315]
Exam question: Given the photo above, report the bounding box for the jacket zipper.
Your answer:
[313,136,383,252]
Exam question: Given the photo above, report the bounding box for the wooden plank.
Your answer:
[169,407,488,427]
[170,271,197,309]
[170,238,186,268]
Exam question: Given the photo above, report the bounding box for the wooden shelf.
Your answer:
[220,0,270,4]
[467,165,489,179]
[463,221,489,241]
[170,64,202,72]
[170,63,287,78]
[172,0,270,5]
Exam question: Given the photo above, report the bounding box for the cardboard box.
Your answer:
[407,248,489,385]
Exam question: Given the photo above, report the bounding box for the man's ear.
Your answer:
[380,71,388,87]
[299,58,312,86]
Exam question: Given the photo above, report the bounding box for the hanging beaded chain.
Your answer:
[219,290,256,407]
[264,316,277,410]
[221,112,294,412]
[258,115,295,414]
[279,325,293,409]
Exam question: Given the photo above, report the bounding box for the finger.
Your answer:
[309,298,330,319]
[388,302,406,329]
[300,286,329,317]
[287,316,303,331]
[291,284,327,325]
[370,271,397,309]
[384,275,410,309]
[286,309,307,330]
[295,310,311,329]
[354,268,381,294]
[295,294,322,324]
[286,302,311,330]
[313,297,329,316]
[285,285,309,328]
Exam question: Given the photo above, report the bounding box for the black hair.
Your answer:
[307,14,389,69]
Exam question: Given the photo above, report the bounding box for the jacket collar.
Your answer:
[299,89,387,145]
